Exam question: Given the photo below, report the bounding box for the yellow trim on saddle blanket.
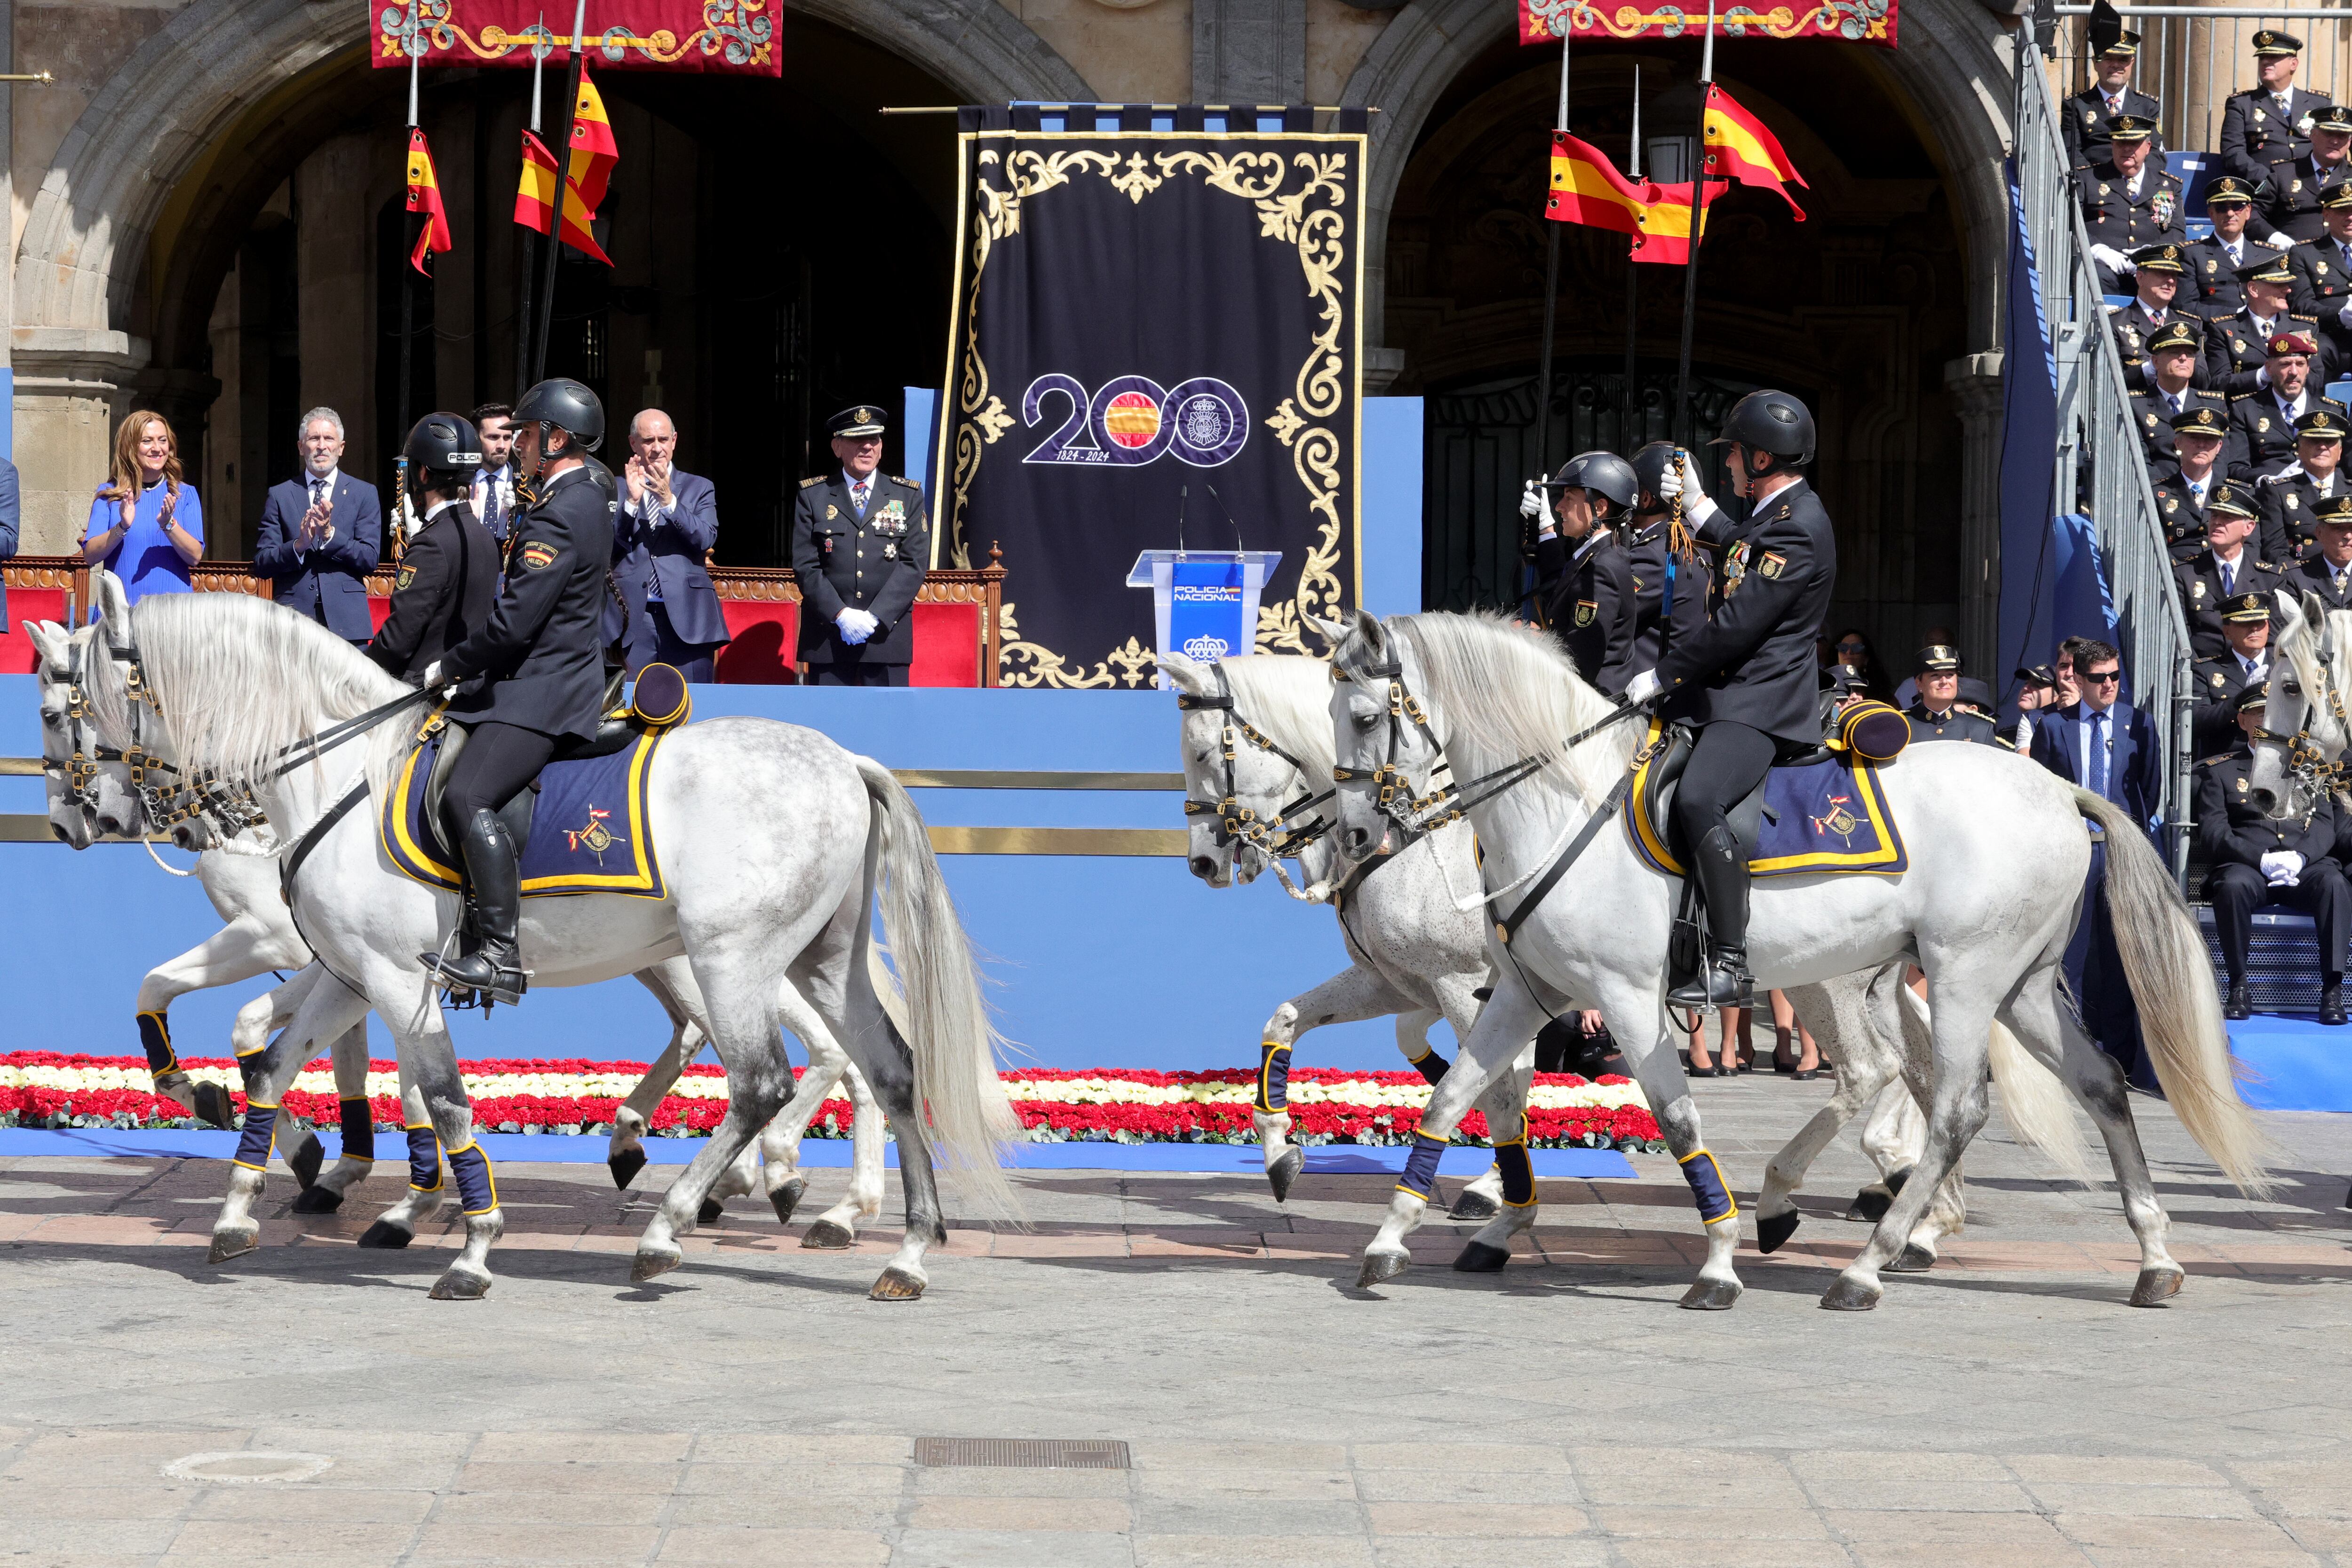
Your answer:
[1625,719,1906,878]
[379,729,669,898]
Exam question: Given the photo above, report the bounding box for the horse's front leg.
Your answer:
[1256,964,1414,1204]
[209,976,368,1265]
[288,1022,378,1214]
[136,917,307,1129]
[1603,975,1743,1310]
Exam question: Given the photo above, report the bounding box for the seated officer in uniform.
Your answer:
[790,405,930,687]
[2256,102,2352,247]
[2228,332,2344,478]
[416,377,619,1006]
[2286,177,2352,350]
[1623,391,1837,1010]
[2199,681,2352,1023]
[2204,255,2319,396]
[2255,405,2348,563]
[2177,481,2282,657]
[2111,245,2196,381]
[2222,30,2327,189]
[2190,590,2274,755]
[368,412,498,685]
[2076,115,2184,294]
[2131,321,2229,469]
[2063,27,2163,173]
[2185,178,2284,320]
[1526,451,1638,695]
[2152,406,2232,561]
[1905,645,1998,743]
[2286,490,2352,610]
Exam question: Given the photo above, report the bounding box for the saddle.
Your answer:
[1637,694,1912,869]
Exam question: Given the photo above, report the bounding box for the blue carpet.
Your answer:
[2228,1015,2352,1113]
[0,1126,1636,1178]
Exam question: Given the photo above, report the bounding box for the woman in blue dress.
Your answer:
[81,410,203,601]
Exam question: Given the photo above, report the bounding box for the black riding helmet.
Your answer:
[1543,450,1640,512]
[1712,388,1815,470]
[1629,442,1679,511]
[514,376,606,452]
[403,412,482,492]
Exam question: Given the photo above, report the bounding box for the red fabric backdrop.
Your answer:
[373,1,781,76]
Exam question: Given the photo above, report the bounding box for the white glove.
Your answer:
[392,494,420,542]
[1519,480,1548,522]
[2262,849,2304,887]
[1667,451,1719,526]
[1622,668,1664,707]
[835,608,879,645]
[419,660,456,694]
[2090,244,2131,275]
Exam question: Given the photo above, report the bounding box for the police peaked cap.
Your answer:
[2296,407,2349,440]
[2108,113,2159,141]
[2232,681,2271,716]
[2318,492,2352,525]
[2145,319,2201,353]
[404,412,482,479]
[2221,589,2273,623]
[2239,253,2296,285]
[829,404,888,438]
[1915,644,1962,672]
[2320,178,2352,206]
[2098,28,2142,57]
[2206,176,2257,205]
[2133,243,2188,273]
[2208,481,2260,518]
[2253,30,2302,55]
[2172,404,2229,435]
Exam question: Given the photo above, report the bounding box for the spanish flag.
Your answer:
[565,64,619,218]
[516,129,610,264]
[405,127,453,274]
[1702,84,1807,219]
[1545,133,1724,266]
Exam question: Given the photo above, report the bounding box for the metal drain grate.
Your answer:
[914,1437,1130,1470]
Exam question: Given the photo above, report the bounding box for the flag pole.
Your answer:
[1624,63,1641,451]
[530,0,589,385]
[1527,26,1570,621]
[397,2,421,540]
[516,11,548,398]
[1673,0,1716,447]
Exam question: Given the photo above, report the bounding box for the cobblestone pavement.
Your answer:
[4,1074,2349,1566]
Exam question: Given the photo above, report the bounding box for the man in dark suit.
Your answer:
[2286,177,2352,357]
[252,407,382,645]
[2177,481,2283,656]
[2286,491,2352,610]
[2185,179,2284,321]
[2030,638,2161,1084]
[369,413,499,686]
[2063,31,2164,173]
[2190,591,2274,756]
[2222,31,2329,188]
[612,408,730,682]
[2200,682,2352,1023]
[1530,450,1638,695]
[790,404,929,687]
[469,402,518,543]
[2076,117,2185,294]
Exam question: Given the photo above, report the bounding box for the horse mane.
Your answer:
[1219,655,1336,778]
[1382,610,1637,808]
[86,592,419,794]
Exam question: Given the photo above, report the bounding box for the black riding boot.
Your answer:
[422,809,527,1005]
[1667,826,1754,1010]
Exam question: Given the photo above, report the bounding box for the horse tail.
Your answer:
[853,755,1024,1221]
[2070,787,2280,1196]
[1918,981,2095,1185]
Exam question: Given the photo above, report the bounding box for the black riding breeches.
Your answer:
[1671,720,1777,853]
[442,721,557,840]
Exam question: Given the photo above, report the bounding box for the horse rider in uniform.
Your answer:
[2074,115,2184,294]
[790,405,930,687]
[2221,31,2328,189]
[416,377,620,1006]
[1620,391,1838,1010]
[1904,645,1999,744]
[2063,28,2164,173]
[1525,451,1639,695]
[369,412,499,684]
[2190,591,2273,755]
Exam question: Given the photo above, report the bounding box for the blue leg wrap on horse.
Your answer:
[1396,1130,1449,1200]
[1255,1041,1291,1113]
[1496,1140,1534,1206]
[406,1125,444,1193]
[1678,1148,1738,1224]
[446,1142,498,1216]
[136,1011,177,1078]
[1408,1046,1452,1088]
[233,1103,278,1172]
[338,1097,376,1164]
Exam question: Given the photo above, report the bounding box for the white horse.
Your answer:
[1320,610,2272,1309]
[69,578,1017,1299]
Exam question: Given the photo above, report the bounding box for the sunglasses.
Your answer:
[2082,669,2122,685]
[1834,641,1868,654]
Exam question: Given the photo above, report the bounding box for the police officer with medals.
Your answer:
[1620,392,1836,1010]
[2255,405,2348,563]
[2204,255,2316,395]
[1905,645,1998,744]
[2152,407,2233,564]
[2227,332,2344,479]
[2177,480,2283,657]
[416,378,620,1006]
[2286,490,2352,610]
[2190,590,2274,755]
[1525,451,1639,695]
[2255,102,2352,246]
[2223,31,2328,188]
[2075,115,2185,294]
[2198,680,2352,1024]
[368,412,499,685]
[2063,28,2165,173]
[2130,320,2230,469]
[2184,178,2283,320]
[790,405,929,687]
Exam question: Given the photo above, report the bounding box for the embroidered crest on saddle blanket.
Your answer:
[381,729,669,898]
[1627,750,1907,878]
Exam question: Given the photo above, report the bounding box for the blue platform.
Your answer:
[2228,1016,2352,1114]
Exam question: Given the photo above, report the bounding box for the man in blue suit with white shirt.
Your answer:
[252,407,382,644]
[2030,637,2162,1086]
[611,408,729,680]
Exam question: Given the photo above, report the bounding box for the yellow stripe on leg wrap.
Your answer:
[1677,1147,1738,1224]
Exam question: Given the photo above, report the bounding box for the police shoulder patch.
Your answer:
[2199,752,2238,768]
[395,564,416,591]
[1758,551,1787,579]
[518,540,559,571]
[800,475,826,489]
[892,475,921,491]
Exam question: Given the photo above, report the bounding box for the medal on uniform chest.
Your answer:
[2258,416,2272,431]
[2193,581,2207,596]
[883,540,898,560]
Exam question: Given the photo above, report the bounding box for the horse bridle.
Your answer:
[1178,664,1339,863]
[2255,625,2352,807]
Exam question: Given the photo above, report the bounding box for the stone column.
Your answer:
[1193,0,1306,105]
[1944,352,2005,672]
[10,327,149,555]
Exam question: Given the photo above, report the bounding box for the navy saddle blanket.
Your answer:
[380,729,669,899]
[1627,747,1907,879]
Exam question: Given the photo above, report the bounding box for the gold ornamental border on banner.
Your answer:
[933,129,1367,689]
[374,0,777,71]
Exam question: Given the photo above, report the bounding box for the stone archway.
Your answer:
[9,0,1095,549]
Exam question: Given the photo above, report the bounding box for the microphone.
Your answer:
[1203,483,1246,554]
[1176,484,1189,556]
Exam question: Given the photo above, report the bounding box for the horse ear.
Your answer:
[93,567,130,633]
[1351,608,1386,654]
[1159,650,1213,696]
[24,621,60,671]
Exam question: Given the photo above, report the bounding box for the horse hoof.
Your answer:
[289,1185,343,1215]
[1453,1240,1511,1273]
[1677,1276,1741,1311]
[207,1226,259,1265]
[1356,1250,1409,1290]
[869,1267,926,1301]
[1448,1190,1501,1222]
[1755,1209,1801,1254]
[1820,1274,1883,1312]
[1887,1242,1937,1274]
[1846,1188,1892,1223]
[801,1219,856,1251]
[284,1131,325,1190]
[427,1268,492,1301]
[607,1147,648,1191]
[696,1197,724,1226]
[769,1176,807,1226]
[1266,1144,1305,1204]
[2130,1266,2185,1307]
[192,1080,235,1131]
[356,1220,413,1250]
[630,1244,683,1283]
